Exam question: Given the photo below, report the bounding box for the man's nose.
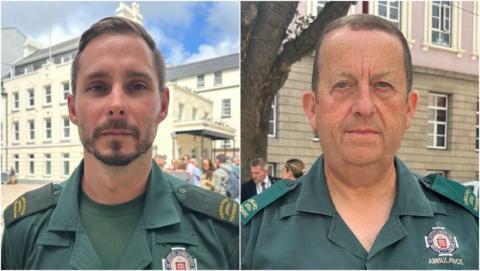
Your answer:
[107,85,126,117]
[351,83,375,117]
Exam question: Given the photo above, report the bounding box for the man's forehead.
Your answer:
[321,26,402,52]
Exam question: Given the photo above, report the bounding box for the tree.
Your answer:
[241,1,355,180]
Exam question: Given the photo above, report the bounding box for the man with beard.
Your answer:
[2,17,238,270]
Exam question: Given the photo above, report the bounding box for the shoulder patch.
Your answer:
[421,174,478,218]
[174,184,239,227]
[3,183,62,227]
[241,180,299,225]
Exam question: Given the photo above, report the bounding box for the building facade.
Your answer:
[1,3,239,182]
[267,1,479,182]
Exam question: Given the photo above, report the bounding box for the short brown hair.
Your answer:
[312,14,412,93]
[71,16,165,93]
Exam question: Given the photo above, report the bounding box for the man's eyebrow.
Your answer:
[86,70,109,80]
[125,70,153,81]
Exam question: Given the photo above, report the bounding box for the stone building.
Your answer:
[267,1,478,182]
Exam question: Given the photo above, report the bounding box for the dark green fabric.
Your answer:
[79,191,145,269]
[3,183,60,226]
[241,156,479,269]
[2,160,239,269]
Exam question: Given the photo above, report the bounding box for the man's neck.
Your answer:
[82,151,152,205]
[324,157,397,252]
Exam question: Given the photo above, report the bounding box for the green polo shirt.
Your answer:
[241,156,478,269]
[2,161,239,269]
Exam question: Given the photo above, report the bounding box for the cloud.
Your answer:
[204,1,240,42]
[184,39,239,64]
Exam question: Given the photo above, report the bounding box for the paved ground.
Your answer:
[1,183,44,234]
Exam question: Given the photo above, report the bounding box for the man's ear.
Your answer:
[406,89,419,129]
[158,87,170,123]
[302,91,318,130]
[67,94,78,125]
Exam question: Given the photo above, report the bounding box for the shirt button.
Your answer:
[53,189,61,196]
[178,187,187,194]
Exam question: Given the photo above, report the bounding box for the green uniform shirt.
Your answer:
[241,156,479,269]
[2,161,239,269]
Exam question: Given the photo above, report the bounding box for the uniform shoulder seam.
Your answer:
[3,183,62,227]
[420,174,478,218]
[241,180,299,225]
[172,180,239,227]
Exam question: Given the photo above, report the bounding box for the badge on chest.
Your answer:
[162,247,197,270]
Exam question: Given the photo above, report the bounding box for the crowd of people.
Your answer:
[154,153,240,201]
[155,153,305,203]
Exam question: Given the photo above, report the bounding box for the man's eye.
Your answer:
[374,81,392,89]
[333,81,350,89]
[129,82,148,92]
[87,84,107,93]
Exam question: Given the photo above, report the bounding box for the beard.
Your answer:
[81,119,153,166]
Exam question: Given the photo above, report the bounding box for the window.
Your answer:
[44,85,51,105]
[27,89,35,107]
[28,120,35,141]
[13,121,19,142]
[428,170,447,178]
[317,1,328,13]
[197,74,205,88]
[192,108,197,120]
[63,117,70,139]
[268,95,277,137]
[222,99,231,118]
[28,154,34,175]
[62,82,70,102]
[378,1,401,28]
[428,93,448,149]
[431,1,451,47]
[476,98,479,151]
[221,139,231,148]
[44,118,52,140]
[214,71,222,86]
[177,103,184,121]
[203,112,209,120]
[13,154,19,174]
[44,154,51,176]
[63,153,70,176]
[313,130,319,141]
[13,92,19,110]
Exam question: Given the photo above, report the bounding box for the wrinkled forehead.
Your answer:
[321,26,403,57]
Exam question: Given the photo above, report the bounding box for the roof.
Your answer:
[11,36,239,79]
[14,37,80,66]
[166,53,239,81]
[1,27,27,39]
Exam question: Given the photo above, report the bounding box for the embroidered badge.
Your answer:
[162,247,197,270]
[425,227,458,256]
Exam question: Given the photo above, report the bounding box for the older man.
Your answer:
[2,17,238,270]
[241,158,279,202]
[241,14,478,269]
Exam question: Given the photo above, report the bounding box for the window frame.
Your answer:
[268,95,277,138]
[28,119,35,142]
[44,118,52,141]
[28,154,35,176]
[44,85,52,106]
[62,117,70,139]
[27,88,35,108]
[221,99,231,119]
[214,71,222,86]
[427,93,448,149]
[197,74,205,88]
[44,153,52,177]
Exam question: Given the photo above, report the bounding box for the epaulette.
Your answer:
[173,183,239,227]
[420,174,478,218]
[241,180,299,225]
[3,183,62,227]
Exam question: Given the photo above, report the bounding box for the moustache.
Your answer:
[92,119,140,139]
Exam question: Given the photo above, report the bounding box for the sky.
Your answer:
[1,1,240,66]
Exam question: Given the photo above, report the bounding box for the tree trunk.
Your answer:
[240,1,354,181]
